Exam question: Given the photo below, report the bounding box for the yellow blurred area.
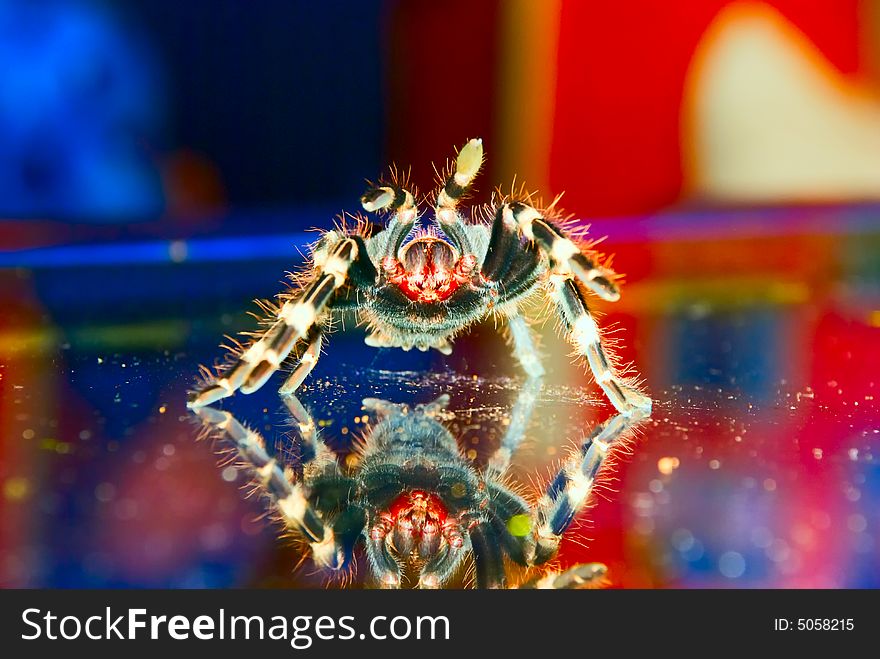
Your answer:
[3,477,30,502]
[684,2,880,202]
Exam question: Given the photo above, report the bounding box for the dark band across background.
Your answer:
[0,589,871,655]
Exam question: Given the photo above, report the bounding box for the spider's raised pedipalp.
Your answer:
[434,138,483,255]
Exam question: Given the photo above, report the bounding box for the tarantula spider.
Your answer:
[192,380,647,588]
[186,138,651,419]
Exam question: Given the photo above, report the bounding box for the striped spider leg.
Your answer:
[188,138,650,417]
[191,395,353,570]
[192,373,646,588]
[484,396,650,588]
[484,199,652,418]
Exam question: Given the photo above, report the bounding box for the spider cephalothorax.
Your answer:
[192,388,646,589]
[187,139,652,417]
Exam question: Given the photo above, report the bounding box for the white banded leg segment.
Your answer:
[188,240,355,408]
[236,282,324,395]
[187,337,286,408]
[360,184,416,217]
[487,374,543,474]
[187,372,240,409]
[531,410,645,565]
[436,138,483,210]
[506,201,621,302]
[192,405,338,564]
[279,331,323,398]
[552,277,651,417]
[362,183,419,260]
[507,314,545,378]
[242,239,357,396]
[435,139,483,253]
[265,237,356,364]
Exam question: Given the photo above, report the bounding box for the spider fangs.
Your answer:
[382,236,477,304]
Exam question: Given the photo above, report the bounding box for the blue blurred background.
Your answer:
[0,0,386,224]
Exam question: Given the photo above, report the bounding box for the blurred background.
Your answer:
[1,0,878,588]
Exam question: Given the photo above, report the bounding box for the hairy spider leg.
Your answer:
[360,179,419,261]
[484,199,649,416]
[532,407,648,565]
[279,330,323,401]
[360,180,417,218]
[517,563,608,589]
[480,211,547,381]
[188,238,361,410]
[485,481,533,570]
[554,277,652,416]
[365,514,404,589]
[469,521,507,589]
[191,404,344,568]
[505,201,621,301]
[434,138,483,254]
[418,520,467,589]
[480,404,646,585]
[486,372,543,474]
[507,313,546,379]
[280,390,367,569]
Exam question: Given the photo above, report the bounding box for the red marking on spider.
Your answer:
[383,238,476,303]
[387,490,448,537]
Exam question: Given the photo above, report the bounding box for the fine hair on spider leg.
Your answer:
[184,138,654,588]
[191,403,343,568]
[189,375,647,588]
[187,137,651,420]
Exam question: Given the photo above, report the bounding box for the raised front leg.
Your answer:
[434,138,483,254]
